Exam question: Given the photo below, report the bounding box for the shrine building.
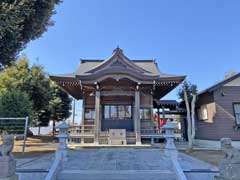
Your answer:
[50,47,185,145]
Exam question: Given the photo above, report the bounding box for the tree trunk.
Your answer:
[184,89,192,150]
[52,120,56,137]
[191,94,196,144]
[38,126,41,136]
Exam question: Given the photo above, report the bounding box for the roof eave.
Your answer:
[198,72,240,96]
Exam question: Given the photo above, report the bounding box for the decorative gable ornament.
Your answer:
[110,57,127,68]
[86,47,149,74]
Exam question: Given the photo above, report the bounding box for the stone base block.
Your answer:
[0,156,17,179]
[0,174,18,180]
[136,141,142,146]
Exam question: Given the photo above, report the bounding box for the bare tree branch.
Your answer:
[184,89,192,150]
[191,94,197,144]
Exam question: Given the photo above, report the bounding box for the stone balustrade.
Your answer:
[45,122,70,180]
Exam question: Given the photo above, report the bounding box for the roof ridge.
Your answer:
[80,59,104,63]
[198,72,240,95]
[80,59,155,62]
[132,59,155,62]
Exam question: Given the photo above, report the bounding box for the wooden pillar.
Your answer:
[157,108,160,133]
[162,106,166,120]
[72,99,76,124]
[81,98,85,125]
[150,95,154,130]
[81,97,85,144]
[94,90,100,144]
[134,88,141,145]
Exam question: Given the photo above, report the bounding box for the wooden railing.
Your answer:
[68,124,95,144]
[141,128,164,135]
[68,125,95,136]
[141,127,183,142]
[68,124,182,144]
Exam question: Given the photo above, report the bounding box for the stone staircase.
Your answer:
[55,148,178,180]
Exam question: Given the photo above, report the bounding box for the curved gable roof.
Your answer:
[83,47,152,75]
[50,48,186,99]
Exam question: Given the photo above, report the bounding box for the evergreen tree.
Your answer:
[0,89,33,118]
[0,0,61,68]
[0,56,51,124]
[0,55,72,134]
[49,82,72,136]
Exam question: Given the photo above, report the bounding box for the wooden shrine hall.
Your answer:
[50,48,185,145]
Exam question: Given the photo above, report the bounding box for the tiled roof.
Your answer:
[50,48,185,85]
[76,59,180,78]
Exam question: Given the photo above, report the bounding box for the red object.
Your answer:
[153,113,166,129]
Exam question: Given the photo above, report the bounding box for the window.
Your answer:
[233,103,240,125]
[110,105,118,119]
[103,105,132,120]
[198,105,208,121]
[104,106,110,119]
[84,108,95,120]
[140,108,151,120]
[118,105,125,119]
[125,105,132,118]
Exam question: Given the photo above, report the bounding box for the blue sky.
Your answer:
[23,1,240,121]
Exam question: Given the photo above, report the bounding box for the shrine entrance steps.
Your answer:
[56,148,218,180]
[57,148,177,180]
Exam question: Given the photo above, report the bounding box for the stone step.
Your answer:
[57,170,177,180]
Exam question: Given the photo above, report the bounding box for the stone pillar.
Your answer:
[162,120,187,180]
[0,156,18,180]
[162,120,178,159]
[55,122,69,161]
[94,90,100,144]
[134,89,141,145]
